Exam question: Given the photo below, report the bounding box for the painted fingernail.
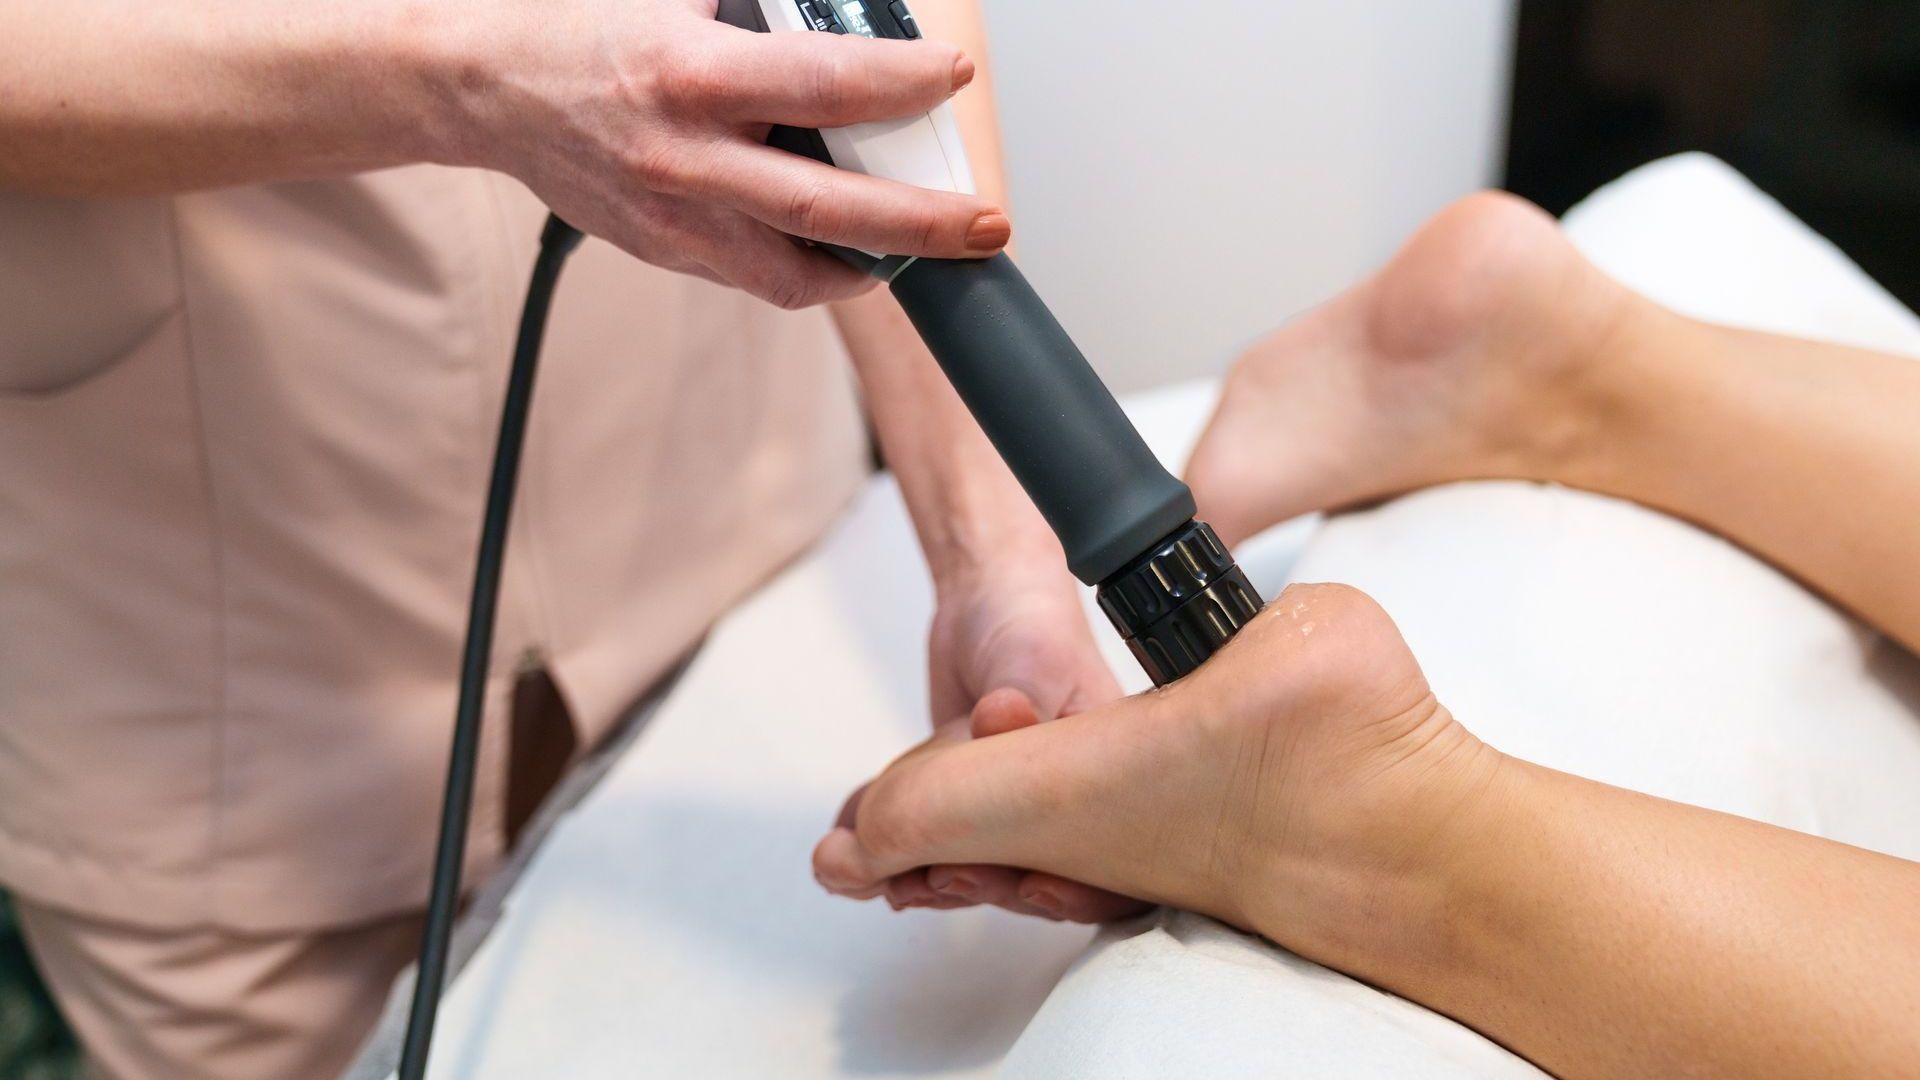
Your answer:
[930,871,978,900]
[951,55,977,93]
[965,211,1011,253]
[1021,888,1063,917]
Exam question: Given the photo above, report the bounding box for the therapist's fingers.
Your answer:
[1011,873,1153,924]
[922,865,1032,912]
[705,30,975,128]
[882,869,976,911]
[595,188,880,308]
[684,201,880,309]
[719,219,880,310]
[885,869,1066,922]
[970,686,1042,738]
[676,141,1010,259]
[921,866,1146,924]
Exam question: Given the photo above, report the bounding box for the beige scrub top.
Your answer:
[0,167,868,933]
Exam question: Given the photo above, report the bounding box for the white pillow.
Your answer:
[998,154,1920,1080]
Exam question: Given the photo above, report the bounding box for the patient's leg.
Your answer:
[1187,192,1920,651]
[963,191,1920,1077]
[817,578,1920,1079]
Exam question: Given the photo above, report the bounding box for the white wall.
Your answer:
[982,0,1518,392]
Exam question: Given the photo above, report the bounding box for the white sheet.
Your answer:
[996,153,1920,1079]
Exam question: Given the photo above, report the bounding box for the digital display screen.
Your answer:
[826,0,876,37]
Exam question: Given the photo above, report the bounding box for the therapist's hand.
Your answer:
[842,553,1152,923]
[4,0,1001,309]
[442,0,1011,308]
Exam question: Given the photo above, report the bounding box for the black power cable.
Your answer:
[398,214,584,1080]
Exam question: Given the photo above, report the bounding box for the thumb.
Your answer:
[971,686,1042,738]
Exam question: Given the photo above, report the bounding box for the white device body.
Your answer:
[753,0,977,197]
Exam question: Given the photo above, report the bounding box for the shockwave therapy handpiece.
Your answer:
[721,0,1265,683]
[399,6,1264,1074]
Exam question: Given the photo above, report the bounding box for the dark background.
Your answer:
[1505,0,1920,310]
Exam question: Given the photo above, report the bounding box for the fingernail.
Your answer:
[951,54,977,93]
[965,211,1011,253]
[930,871,978,900]
[1022,888,1063,917]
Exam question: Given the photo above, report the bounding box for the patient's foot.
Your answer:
[814,583,1502,967]
[1187,192,1640,544]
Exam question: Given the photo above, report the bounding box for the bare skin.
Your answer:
[817,584,1920,1078]
[820,193,1920,1076]
[0,0,1010,308]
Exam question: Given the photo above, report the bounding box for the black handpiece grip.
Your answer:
[888,254,1197,584]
